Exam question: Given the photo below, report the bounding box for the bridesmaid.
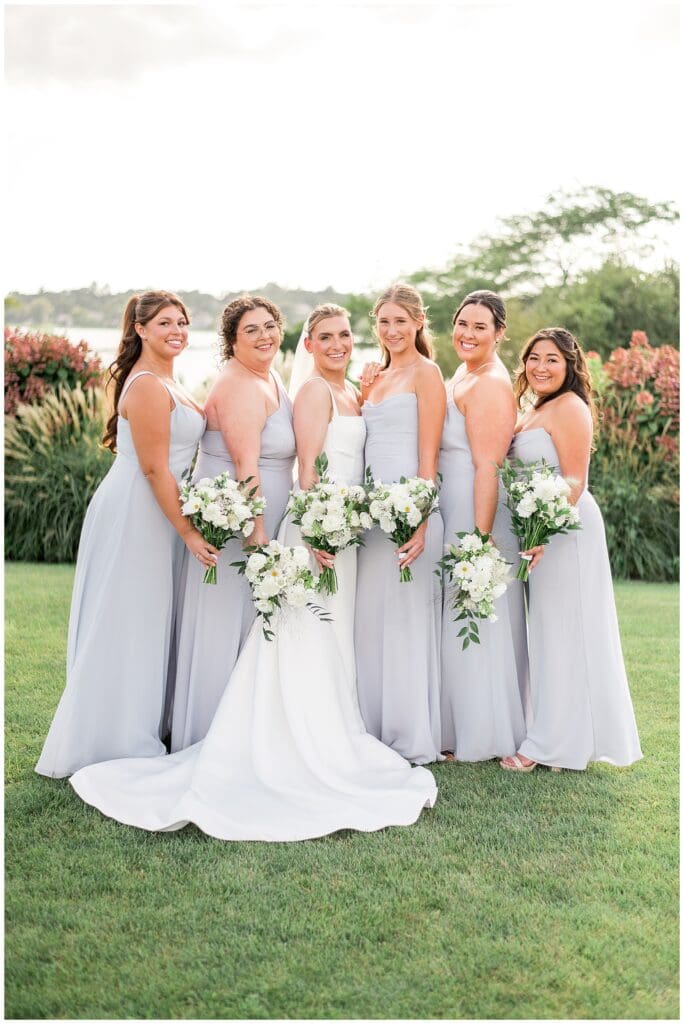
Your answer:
[501,328,643,771]
[439,290,540,762]
[36,292,217,778]
[170,295,296,751]
[354,283,446,765]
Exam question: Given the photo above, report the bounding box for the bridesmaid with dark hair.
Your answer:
[439,290,538,763]
[501,327,642,772]
[170,295,296,751]
[36,291,216,778]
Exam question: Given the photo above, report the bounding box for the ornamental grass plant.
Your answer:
[4,385,112,562]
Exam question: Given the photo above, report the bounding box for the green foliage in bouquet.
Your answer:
[5,385,112,563]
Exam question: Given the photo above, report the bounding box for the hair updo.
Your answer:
[452,289,507,337]
[514,326,597,427]
[102,290,189,453]
[371,283,433,368]
[219,294,284,361]
[305,303,350,337]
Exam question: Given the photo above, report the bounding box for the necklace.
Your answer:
[387,356,421,372]
[467,359,497,376]
[234,356,271,381]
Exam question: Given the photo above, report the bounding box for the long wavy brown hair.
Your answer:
[102,291,190,452]
[371,283,433,368]
[514,327,598,428]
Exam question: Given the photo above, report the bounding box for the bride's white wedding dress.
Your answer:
[70,379,437,841]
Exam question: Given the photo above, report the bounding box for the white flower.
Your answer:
[291,546,310,568]
[255,575,281,599]
[516,494,537,519]
[246,552,268,574]
[182,497,202,515]
[459,533,484,553]
[359,512,373,530]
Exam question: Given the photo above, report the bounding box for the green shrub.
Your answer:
[5,385,112,563]
[590,439,679,582]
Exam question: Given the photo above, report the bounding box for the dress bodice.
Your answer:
[115,373,205,482]
[303,378,365,486]
[362,393,419,482]
[199,374,296,474]
[509,427,560,470]
[439,388,472,461]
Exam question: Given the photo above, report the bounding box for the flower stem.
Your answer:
[203,564,217,585]
[319,566,338,596]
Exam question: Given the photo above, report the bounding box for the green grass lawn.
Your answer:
[5,564,679,1020]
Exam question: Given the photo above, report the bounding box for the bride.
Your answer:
[69,303,437,841]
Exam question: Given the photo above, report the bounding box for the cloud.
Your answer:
[4,4,304,86]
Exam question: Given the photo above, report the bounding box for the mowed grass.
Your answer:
[5,564,679,1020]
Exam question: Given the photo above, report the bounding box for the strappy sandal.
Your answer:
[500,754,537,772]
[441,750,456,762]
[500,754,563,773]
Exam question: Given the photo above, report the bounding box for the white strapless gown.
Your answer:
[70,383,437,841]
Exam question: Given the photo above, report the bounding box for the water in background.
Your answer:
[60,326,376,397]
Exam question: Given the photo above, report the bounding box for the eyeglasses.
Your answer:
[240,323,280,339]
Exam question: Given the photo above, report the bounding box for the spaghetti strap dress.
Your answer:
[511,428,642,769]
[170,373,295,751]
[35,371,204,778]
[439,386,528,760]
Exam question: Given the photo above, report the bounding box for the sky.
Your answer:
[4,0,681,297]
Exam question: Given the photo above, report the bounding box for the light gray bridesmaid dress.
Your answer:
[36,372,205,778]
[439,386,528,760]
[170,374,295,751]
[511,428,642,769]
[354,393,443,765]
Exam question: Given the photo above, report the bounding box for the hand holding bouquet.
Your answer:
[498,458,581,581]
[180,471,266,584]
[438,529,510,650]
[286,454,371,595]
[233,541,332,640]
[366,471,440,582]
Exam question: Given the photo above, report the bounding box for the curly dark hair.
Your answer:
[103,290,190,452]
[219,295,284,361]
[514,327,598,428]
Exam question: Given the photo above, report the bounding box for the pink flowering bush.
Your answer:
[4,327,103,415]
[590,331,679,581]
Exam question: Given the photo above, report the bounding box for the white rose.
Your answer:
[459,534,483,553]
[246,552,268,574]
[292,546,310,568]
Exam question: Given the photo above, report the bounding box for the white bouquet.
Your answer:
[233,540,331,640]
[438,529,511,649]
[498,458,581,581]
[365,471,440,582]
[179,471,266,584]
[286,454,371,595]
